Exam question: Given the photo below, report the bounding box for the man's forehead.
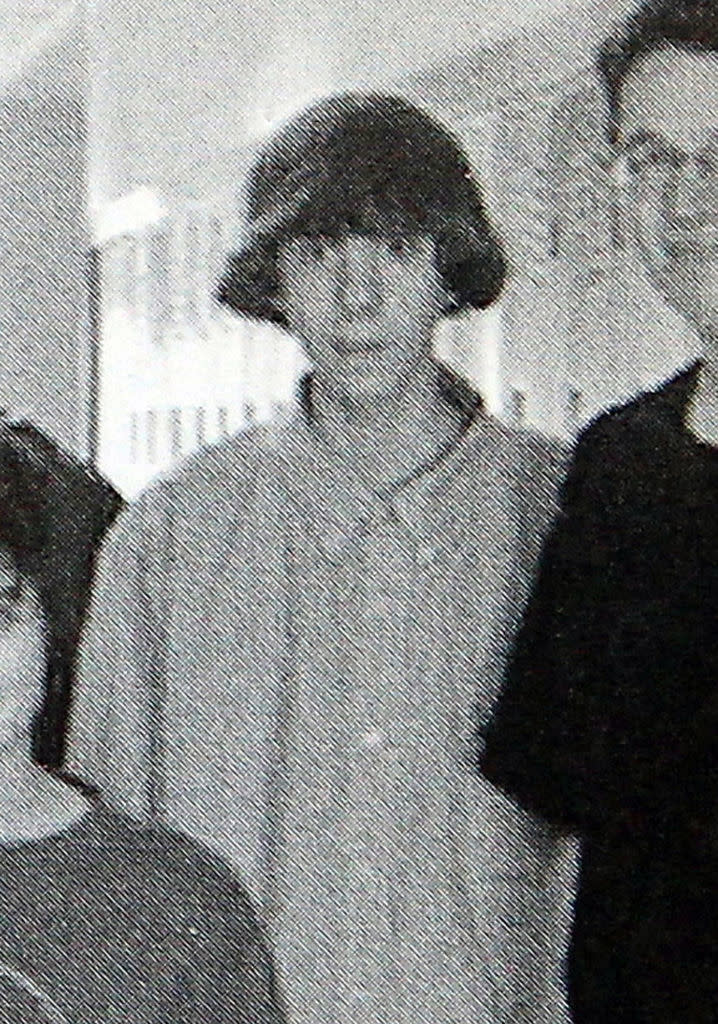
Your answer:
[618,46,718,151]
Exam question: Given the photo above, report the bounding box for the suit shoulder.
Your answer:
[577,361,697,454]
[565,366,697,509]
[518,423,569,470]
[563,405,645,508]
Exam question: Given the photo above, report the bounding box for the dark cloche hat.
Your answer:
[216,92,507,325]
[0,418,122,769]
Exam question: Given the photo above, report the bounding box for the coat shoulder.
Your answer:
[162,424,275,496]
[131,421,290,530]
[577,362,697,455]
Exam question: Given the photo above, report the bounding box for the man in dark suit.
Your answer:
[481,3,718,1022]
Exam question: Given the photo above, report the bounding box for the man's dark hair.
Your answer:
[598,0,718,141]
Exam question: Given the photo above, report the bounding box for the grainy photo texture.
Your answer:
[0,1,715,1022]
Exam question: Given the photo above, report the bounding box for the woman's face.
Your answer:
[278,228,446,406]
[0,550,46,752]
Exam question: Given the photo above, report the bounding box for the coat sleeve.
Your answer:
[65,482,173,819]
[480,416,637,835]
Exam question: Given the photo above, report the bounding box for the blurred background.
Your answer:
[0,0,701,496]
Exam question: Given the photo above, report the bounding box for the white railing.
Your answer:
[102,399,293,499]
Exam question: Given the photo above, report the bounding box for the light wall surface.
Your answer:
[89,0,633,206]
[0,0,687,477]
[0,1,92,455]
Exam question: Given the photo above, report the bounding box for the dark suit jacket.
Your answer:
[481,361,718,1024]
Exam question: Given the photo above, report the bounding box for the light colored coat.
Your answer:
[68,400,577,1024]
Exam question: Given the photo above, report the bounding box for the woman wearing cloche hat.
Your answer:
[69,92,576,1024]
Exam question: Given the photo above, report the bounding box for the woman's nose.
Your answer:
[335,239,383,316]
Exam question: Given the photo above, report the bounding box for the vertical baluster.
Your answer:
[169,407,182,460]
[146,409,157,463]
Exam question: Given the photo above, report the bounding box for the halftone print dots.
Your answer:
[0,964,69,1024]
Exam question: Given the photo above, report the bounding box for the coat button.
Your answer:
[368,593,392,618]
[415,542,438,567]
[360,728,386,750]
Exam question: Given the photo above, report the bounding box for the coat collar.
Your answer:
[273,364,488,563]
[295,361,483,425]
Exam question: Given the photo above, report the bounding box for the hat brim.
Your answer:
[215,239,288,327]
[215,191,312,326]
[215,205,507,326]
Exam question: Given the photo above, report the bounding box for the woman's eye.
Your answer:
[300,236,332,260]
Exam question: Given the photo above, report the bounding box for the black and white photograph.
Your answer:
[0,1,715,1021]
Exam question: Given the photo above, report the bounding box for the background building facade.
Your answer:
[85,0,698,496]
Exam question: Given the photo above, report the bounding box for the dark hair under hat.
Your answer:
[216,92,507,325]
[598,0,718,143]
[0,420,122,770]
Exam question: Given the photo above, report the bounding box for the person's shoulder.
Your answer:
[564,362,699,508]
[61,806,266,974]
[159,422,278,496]
[128,414,299,524]
[82,805,245,906]
[577,361,698,456]
[510,420,568,468]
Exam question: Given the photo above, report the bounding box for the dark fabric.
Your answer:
[0,418,123,769]
[480,360,718,1024]
[0,803,285,1024]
